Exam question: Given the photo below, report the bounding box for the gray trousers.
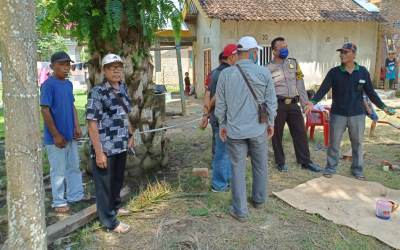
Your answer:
[325,114,365,176]
[227,134,268,217]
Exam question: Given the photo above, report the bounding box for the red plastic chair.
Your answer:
[305,110,329,147]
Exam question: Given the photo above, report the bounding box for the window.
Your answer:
[258,46,272,66]
[204,49,211,78]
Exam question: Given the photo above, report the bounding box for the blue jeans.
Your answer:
[324,114,365,177]
[46,141,84,207]
[211,127,232,191]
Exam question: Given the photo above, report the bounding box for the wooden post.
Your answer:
[175,42,187,116]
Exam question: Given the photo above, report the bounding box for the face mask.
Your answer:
[249,52,258,64]
[279,48,289,59]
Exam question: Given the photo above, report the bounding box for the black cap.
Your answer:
[51,51,74,64]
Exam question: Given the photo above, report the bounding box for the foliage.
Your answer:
[36,32,67,61]
[38,0,183,54]
[127,181,171,212]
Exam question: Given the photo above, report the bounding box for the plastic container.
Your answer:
[376,199,398,220]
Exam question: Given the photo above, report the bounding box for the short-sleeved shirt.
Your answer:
[40,76,75,145]
[86,81,132,156]
[385,58,396,80]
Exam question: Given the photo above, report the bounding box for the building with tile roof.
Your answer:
[184,0,385,95]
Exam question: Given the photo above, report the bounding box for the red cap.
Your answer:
[222,44,238,58]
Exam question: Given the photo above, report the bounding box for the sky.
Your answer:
[353,0,380,12]
[172,0,380,12]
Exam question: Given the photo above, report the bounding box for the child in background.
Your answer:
[184,72,191,96]
[385,52,397,90]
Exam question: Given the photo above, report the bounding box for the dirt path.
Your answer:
[55,97,400,250]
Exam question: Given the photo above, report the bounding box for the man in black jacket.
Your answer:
[311,43,395,180]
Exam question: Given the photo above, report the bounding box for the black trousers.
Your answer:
[92,152,127,230]
[272,102,311,166]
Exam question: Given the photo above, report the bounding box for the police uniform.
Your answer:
[267,58,313,168]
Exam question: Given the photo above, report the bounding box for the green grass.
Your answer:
[165,84,181,94]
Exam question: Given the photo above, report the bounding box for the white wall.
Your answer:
[193,14,221,96]
[216,20,379,89]
[152,49,192,88]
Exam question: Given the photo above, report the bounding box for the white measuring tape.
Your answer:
[134,117,203,134]
[78,116,203,142]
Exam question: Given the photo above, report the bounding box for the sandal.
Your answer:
[355,175,366,181]
[117,208,131,216]
[54,205,70,214]
[112,222,130,234]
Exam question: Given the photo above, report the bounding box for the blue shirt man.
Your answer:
[40,51,84,212]
[41,76,75,144]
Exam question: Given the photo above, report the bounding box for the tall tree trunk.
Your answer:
[0,0,47,249]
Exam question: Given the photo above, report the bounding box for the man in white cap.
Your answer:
[215,36,277,221]
[87,53,134,233]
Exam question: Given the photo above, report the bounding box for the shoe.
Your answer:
[250,201,264,209]
[229,210,248,222]
[353,174,366,181]
[211,186,230,193]
[302,163,322,172]
[277,164,289,172]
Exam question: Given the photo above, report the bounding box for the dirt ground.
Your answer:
[53,96,400,250]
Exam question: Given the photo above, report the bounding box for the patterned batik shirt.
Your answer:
[86,81,132,156]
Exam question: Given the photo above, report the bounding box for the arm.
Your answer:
[363,70,386,110]
[87,120,103,157]
[311,70,333,104]
[264,71,277,127]
[363,98,372,115]
[209,96,216,110]
[208,70,218,111]
[214,71,227,128]
[295,63,309,109]
[200,90,211,129]
[203,90,211,114]
[40,83,66,148]
[86,88,108,168]
[41,106,66,148]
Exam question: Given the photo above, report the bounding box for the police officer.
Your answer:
[267,37,321,172]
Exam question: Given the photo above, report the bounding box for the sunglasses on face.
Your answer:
[106,65,123,71]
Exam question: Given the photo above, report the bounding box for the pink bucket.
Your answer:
[376,200,398,220]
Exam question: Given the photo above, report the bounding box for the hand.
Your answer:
[73,126,83,139]
[200,115,209,129]
[128,136,135,148]
[304,102,313,115]
[219,127,227,142]
[95,152,108,169]
[384,106,396,116]
[267,126,274,139]
[54,134,67,148]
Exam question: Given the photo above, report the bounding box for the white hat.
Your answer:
[237,36,262,51]
[102,54,123,67]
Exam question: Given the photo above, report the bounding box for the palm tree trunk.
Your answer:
[85,40,167,177]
